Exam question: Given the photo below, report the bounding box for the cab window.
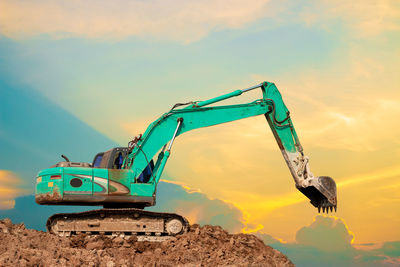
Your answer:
[93,153,103,168]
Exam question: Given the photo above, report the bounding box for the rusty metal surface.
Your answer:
[107,169,131,195]
[99,149,113,168]
[108,169,129,180]
[35,189,62,204]
[46,208,189,241]
[61,194,154,206]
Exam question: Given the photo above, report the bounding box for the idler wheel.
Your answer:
[166,219,183,235]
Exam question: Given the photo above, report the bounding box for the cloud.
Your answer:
[0,0,272,43]
[257,216,400,267]
[0,170,25,209]
[1,1,399,259]
[338,165,400,188]
[252,36,400,153]
[300,0,400,37]
[148,180,247,233]
[300,97,400,152]
[2,1,398,42]
[295,216,354,251]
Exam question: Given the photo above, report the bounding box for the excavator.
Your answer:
[35,81,337,241]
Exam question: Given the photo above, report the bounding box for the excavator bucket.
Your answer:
[297,176,337,213]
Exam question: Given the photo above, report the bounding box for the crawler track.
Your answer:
[46,208,189,241]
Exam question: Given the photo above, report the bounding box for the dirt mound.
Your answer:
[0,218,294,267]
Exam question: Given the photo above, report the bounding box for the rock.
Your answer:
[86,240,104,250]
[0,224,9,233]
[2,218,13,228]
[0,218,12,233]
[97,250,104,257]
[113,236,124,244]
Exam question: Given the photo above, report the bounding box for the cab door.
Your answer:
[92,151,109,195]
[107,148,132,195]
[108,169,132,195]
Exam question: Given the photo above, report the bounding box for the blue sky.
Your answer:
[0,0,399,266]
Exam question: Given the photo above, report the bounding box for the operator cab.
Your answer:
[92,147,129,169]
[92,147,154,183]
[52,147,154,182]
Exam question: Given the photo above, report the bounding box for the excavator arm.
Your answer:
[124,81,337,212]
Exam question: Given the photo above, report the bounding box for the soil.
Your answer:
[0,218,294,267]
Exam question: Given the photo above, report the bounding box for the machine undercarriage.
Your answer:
[47,208,189,241]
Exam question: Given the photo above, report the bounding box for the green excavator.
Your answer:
[35,81,337,241]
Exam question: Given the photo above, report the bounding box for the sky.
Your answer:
[0,0,399,266]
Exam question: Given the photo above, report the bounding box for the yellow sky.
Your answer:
[118,40,400,243]
[161,43,400,243]
[1,0,399,245]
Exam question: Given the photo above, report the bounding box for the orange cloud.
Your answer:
[2,0,397,42]
[0,170,26,209]
[300,0,400,37]
[0,0,272,42]
[338,165,400,188]
[251,45,400,153]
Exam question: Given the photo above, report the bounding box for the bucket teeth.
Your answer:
[297,176,337,213]
[310,199,338,214]
[317,200,337,214]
